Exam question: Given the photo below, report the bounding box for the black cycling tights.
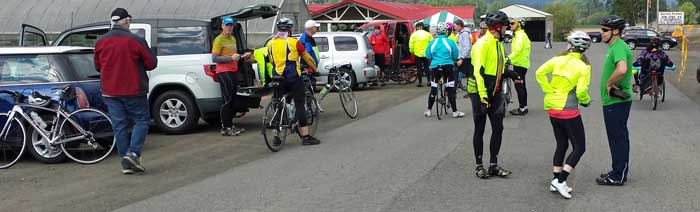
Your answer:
[469,93,505,165]
[513,66,528,108]
[550,116,586,168]
[428,65,457,112]
[274,78,308,127]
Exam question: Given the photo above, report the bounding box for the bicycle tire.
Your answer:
[403,69,418,84]
[652,78,659,111]
[0,114,27,169]
[59,108,115,164]
[305,95,320,136]
[339,87,359,119]
[436,85,444,120]
[661,79,666,102]
[262,100,285,152]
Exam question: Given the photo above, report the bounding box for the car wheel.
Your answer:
[627,40,637,50]
[26,114,67,163]
[152,90,200,135]
[662,42,671,50]
[342,68,358,89]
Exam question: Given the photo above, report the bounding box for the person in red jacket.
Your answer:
[94,8,157,175]
[370,28,389,86]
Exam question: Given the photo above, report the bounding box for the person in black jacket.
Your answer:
[95,8,157,175]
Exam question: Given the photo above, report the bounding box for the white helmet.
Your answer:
[304,20,320,29]
[435,22,448,34]
[567,31,591,51]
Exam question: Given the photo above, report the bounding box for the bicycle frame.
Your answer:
[0,102,90,146]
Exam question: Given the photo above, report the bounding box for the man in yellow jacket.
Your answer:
[469,11,512,179]
[507,17,531,115]
[409,22,433,87]
[535,31,592,199]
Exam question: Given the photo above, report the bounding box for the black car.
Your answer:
[587,32,602,43]
[622,28,678,50]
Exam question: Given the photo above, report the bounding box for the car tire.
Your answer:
[344,68,358,89]
[662,42,671,50]
[27,127,67,164]
[152,90,200,135]
[627,40,637,50]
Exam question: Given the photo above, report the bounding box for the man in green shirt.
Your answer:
[596,15,634,186]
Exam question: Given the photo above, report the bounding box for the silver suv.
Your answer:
[312,32,377,88]
[19,5,278,134]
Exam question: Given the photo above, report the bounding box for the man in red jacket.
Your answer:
[94,8,157,175]
[370,28,389,86]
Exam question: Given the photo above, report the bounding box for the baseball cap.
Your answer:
[222,16,235,25]
[111,8,132,21]
[304,20,320,29]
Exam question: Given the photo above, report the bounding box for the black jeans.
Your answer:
[550,116,586,168]
[217,71,241,128]
[428,65,457,112]
[375,54,386,82]
[470,93,505,165]
[415,56,430,84]
[513,66,528,109]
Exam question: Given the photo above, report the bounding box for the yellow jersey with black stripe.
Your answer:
[265,37,316,79]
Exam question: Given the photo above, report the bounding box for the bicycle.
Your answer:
[455,71,468,92]
[501,74,514,114]
[635,65,674,111]
[318,63,359,119]
[433,67,452,120]
[0,86,115,169]
[261,74,320,152]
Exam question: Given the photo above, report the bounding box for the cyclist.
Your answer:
[212,16,250,136]
[299,20,320,73]
[535,31,592,199]
[508,16,532,116]
[632,37,674,95]
[409,22,434,87]
[423,22,464,118]
[266,18,320,146]
[596,15,634,186]
[446,22,458,43]
[470,11,512,179]
[454,19,473,99]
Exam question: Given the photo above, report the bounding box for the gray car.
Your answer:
[312,32,378,88]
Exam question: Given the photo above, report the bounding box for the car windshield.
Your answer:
[65,53,99,80]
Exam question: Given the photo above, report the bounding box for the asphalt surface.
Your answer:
[2,42,700,212]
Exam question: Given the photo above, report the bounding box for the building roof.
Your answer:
[481,4,552,19]
[0,0,300,34]
[308,0,474,20]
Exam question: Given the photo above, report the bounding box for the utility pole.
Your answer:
[656,0,660,31]
[646,0,650,29]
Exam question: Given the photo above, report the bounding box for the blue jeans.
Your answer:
[603,101,632,181]
[103,96,150,169]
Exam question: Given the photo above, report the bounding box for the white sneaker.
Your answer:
[551,179,572,199]
[550,184,572,192]
[452,111,465,118]
[424,110,431,117]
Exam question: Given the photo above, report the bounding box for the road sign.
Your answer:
[659,12,684,25]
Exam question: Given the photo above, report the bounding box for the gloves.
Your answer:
[480,97,491,109]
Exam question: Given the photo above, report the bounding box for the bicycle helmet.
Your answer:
[599,15,626,30]
[276,17,294,31]
[445,22,455,31]
[485,11,509,28]
[479,21,487,30]
[435,22,448,34]
[512,16,525,28]
[649,37,662,49]
[567,31,592,51]
[415,22,425,29]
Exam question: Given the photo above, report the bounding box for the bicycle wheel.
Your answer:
[436,85,444,120]
[339,87,358,119]
[304,95,320,135]
[661,79,666,102]
[262,100,286,152]
[0,114,27,169]
[502,80,512,113]
[403,69,418,84]
[652,78,659,111]
[59,108,115,164]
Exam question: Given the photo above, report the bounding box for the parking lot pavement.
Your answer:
[0,83,429,212]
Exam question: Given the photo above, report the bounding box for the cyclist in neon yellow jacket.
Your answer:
[409,22,434,87]
[507,17,532,115]
[469,11,512,179]
[535,31,592,199]
[253,47,273,86]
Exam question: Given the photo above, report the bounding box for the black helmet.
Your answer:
[485,11,509,27]
[599,15,626,30]
[277,17,294,31]
[650,37,662,49]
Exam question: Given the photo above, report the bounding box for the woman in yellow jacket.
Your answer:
[535,31,592,199]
